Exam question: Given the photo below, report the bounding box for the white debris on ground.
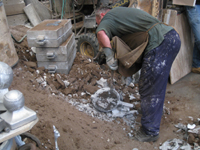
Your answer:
[159,138,191,150]
[96,78,108,88]
[174,122,200,149]
[62,82,139,126]
[187,124,196,130]
[188,126,200,134]
[26,62,141,137]
[19,51,142,139]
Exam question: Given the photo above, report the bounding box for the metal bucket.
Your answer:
[91,87,120,112]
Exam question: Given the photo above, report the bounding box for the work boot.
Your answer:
[134,128,159,142]
[192,67,200,74]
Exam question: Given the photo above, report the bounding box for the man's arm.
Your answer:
[96,30,112,48]
[96,30,118,70]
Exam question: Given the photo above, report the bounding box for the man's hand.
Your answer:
[103,47,118,70]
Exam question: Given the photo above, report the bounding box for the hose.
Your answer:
[20,132,41,147]
[61,0,67,19]
[73,0,85,13]
[18,143,37,150]
[11,34,27,44]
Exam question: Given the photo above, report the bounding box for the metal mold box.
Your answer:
[27,19,72,47]
[37,46,77,74]
[36,33,75,61]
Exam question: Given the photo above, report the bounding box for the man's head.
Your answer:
[95,7,110,25]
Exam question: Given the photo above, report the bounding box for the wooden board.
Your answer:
[163,10,194,84]
[173,0,196,6]
[0,118,38,143]
[129,0,162,20]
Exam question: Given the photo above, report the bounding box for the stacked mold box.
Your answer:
[27,19,76,74]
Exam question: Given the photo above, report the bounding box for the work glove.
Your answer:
[103,47,118,71]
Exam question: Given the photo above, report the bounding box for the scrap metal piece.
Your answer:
[188,126,200,134]
[194,143,200,150]
[110,70,114,91]
[91,87,120,112]
[53,125,60,150]
[174,123,187,131]
[96,78,108,88]
[159,138,191,150]
[187,124,196,130]
[118,101,134,108]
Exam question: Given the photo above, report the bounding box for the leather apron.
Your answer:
[111,23,165,77]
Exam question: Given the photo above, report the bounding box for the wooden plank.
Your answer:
[173,0,196,6]
[164,10,194,84]
[72,21,84,30]
[64,12,84,20]
[84,0,97,5]
[163,9,177,25]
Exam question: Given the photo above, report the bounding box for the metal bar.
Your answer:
[72,1,77,35]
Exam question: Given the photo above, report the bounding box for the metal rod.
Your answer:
[72,1,77,35]
[53,125,60,150]
[110,70,114,92]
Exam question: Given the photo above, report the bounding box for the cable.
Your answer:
[61,0,67,19]
[11,34,27,44]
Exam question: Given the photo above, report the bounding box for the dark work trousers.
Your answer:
[138,29,181,136]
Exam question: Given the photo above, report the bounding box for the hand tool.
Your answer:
[53,125,60,150]
[110,70,114,92]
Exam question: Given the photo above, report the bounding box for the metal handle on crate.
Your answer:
[46,52,56,59]
[48,65,57,74]
[36,35,46,46]
[36,40,46,46]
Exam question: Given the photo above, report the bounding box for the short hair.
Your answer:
[95,7,110,18]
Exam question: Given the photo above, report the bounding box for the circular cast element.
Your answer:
[3,90,24,112]
[0,62,13,89]
[77,33,99,59]
[91,87,120,112]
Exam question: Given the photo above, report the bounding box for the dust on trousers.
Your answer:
[138,29,181,136]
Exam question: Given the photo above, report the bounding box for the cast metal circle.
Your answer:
[91,87,120,112]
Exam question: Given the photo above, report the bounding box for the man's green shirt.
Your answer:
[96,7,173,54]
